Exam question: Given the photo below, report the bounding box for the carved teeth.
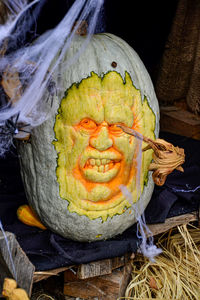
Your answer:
[88,158,114,166]
[90,159,95,166]
[86,158,120,172]
[105,165,109,172]
[96,159,101,166]
[101,159,107,165]
[94,166,98,171]
[99,165,104,173]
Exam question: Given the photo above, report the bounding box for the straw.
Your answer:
[120,224,200,300]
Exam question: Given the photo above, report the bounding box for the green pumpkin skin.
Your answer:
[18,33,159,241]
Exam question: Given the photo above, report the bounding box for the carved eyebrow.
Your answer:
[104,105,134,128]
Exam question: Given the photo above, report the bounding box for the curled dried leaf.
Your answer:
[118,125,185,186]
[2,278,29,300]
[1,67,22,104]
[0,64,33,141]
[2,278,17,297]
[149,276,158,290]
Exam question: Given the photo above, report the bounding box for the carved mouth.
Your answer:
[82,158,121,183]
[84,158,121,173]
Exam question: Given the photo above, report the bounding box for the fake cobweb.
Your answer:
[120,135,162,262]
[0,0,104,156]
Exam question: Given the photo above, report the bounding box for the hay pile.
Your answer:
[123,224,200,300]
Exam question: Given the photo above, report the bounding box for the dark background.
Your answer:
[105,0,178,80]
[9,0,178,82]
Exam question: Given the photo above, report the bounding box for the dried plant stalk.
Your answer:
[118,125,185,186]
[36,294,55,300]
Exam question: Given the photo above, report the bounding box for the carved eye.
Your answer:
[80,118,97,130]
[109,124,123,134]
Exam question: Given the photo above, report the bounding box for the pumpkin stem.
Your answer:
[72,20,88,36]
[118,125,185,186]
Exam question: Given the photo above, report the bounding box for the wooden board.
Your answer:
[160,106,200,139]
[147,211,198,237]
[63,262,133,299]
[0,231,35,297]
[77,253,131,279]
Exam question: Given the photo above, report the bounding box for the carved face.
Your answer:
[53,71,155,221]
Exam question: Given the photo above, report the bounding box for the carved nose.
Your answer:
[90,126,113,151]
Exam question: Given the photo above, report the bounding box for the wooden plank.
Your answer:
[0,231,35,297]
[77,258,112,279]
[111,253,130,270]
[147,212,198,237]
[33,266,74,283]
[160,106,200,139]
[64,262,132,300]
[119,262,133,297]
[77,253,132,280]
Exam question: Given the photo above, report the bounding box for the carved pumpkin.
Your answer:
[18,33,159,241]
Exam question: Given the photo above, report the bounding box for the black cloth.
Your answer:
[0,132,199,270]
[145,132,200,223]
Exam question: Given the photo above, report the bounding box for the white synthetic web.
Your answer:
[4,0,28,15]
[0,0,34,41]
[120,136,162,262]
[0,0,104,156]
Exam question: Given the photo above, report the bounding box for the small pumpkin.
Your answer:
[17,204,46,230]
[17,32,159,241]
